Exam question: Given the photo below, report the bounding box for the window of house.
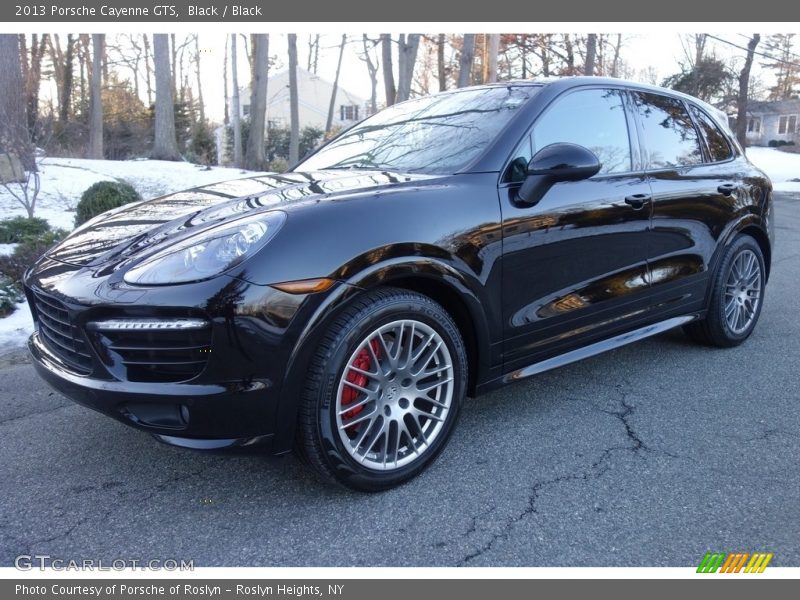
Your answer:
[530,88,633,174]
[779,115,797,134]
[690,105,733,163]
[747,118,761,133]
[242,104,250,117]
[630,91,703,169]
[340,105,359,121]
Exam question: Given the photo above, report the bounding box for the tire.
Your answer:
[683,234,766,347]
[296,287,468,491]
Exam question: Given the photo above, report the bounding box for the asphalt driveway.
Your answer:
[1,193,798,567]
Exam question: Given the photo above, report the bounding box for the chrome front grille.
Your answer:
[31,289,93,373]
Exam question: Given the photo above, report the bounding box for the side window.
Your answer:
[531,88,632,174]
[630,91,703,169]
[690,105,733,163]
[504,134,532,183]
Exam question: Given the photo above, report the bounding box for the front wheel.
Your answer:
[684,234,766,347]
[296,287,468,491]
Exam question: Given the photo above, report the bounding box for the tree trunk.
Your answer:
[396,34,420,102]
[223,36,229,126]
[584,33,597,76]
[60,34,74,123]
[437,34,447,91]
[194,35,205,123]
[457,34,475,88]
[0,34,33,169]
[152,33,180,161]
[88,34,104,159]
[736,34,761,148]
[288,34,299,164]
[362,35,379,115]
[307,34,320,73]
[244,34,269,170]
[230,34,242,166]
[611,34,622,78]
[143,34,153,106]
[326,35,347,134]
[381,34,396,106]
[486,34,499,83]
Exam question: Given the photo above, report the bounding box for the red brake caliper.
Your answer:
[341,340,381,435]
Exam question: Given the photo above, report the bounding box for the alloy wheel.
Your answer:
[335,319,454,471]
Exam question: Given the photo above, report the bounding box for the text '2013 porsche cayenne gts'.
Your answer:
[25,78,774,491]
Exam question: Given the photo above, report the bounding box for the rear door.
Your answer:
[629,91,741,317]
[500,87,654,370]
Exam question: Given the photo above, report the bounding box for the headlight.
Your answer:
[123,212,286,285]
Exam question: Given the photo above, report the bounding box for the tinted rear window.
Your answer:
[690,105,734,163]
[630,91,703,169]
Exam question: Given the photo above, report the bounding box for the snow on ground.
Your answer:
[747,147,800,192]
[0,157,266,351]
[0,302,34,354]
[0,157,266,231]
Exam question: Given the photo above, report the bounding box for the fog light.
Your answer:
[87,318,210,331]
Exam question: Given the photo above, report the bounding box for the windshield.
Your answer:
[296,85,539,175]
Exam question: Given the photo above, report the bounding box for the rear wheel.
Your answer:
[296,287,467,491]
[684,235,765,347]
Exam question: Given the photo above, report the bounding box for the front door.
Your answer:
[500,87,653,370]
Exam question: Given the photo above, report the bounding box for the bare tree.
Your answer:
[152,33,180,161]
[88,34,104,159]
[0,34,40,217]
[381,34,396,106]
[457,34,476,88]
[193,35,205,123]
[244,34,269,170]
[486,34,499,83]
[584,33,597,75]
[307,34,320,74]
[19,34,48,139]
[288,34,300,164]
[437,34,447,91]
[396,34,421,102]
[142,34,153,106]
[230,34,242,166]
[360,35,380,115]
[736,34,761,148]
[326,34,347,134]
[222,35,229,126]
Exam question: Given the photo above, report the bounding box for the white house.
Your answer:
[235,67,369,131]
[745,99,800,146]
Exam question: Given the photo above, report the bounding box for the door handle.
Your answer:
[717,183,737,196]
[624,194,651,209]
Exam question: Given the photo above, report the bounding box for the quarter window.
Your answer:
[631,92,703,169]
[690,106,733,163]
[531,88,632,174]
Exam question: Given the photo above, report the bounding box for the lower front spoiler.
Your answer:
[28,332,279,451]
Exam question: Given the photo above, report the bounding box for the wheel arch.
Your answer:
[272,258,495,454]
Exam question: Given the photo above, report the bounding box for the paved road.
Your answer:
[2,194,799,568]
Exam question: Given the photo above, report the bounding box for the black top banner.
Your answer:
[2,0,800,22]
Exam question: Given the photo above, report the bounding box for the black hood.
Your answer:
[46,169,435,268]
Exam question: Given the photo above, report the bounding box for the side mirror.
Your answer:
[517,143,602,206]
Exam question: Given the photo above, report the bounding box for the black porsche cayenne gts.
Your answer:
[25,77,774,490]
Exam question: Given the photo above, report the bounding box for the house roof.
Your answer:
[748,98,800,115]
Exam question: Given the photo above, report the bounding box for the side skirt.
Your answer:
[478,314,698,393]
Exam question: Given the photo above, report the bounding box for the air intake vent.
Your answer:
[31,290,93,374]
